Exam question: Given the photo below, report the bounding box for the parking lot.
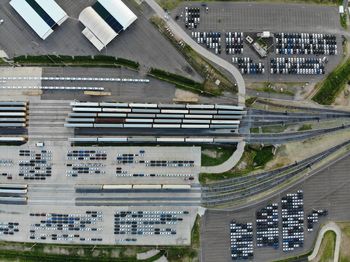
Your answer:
[0,205,198,245]
[201,152,350,262]
[0,0,201,81]
[173,2,343,83]
[0,143,201,185]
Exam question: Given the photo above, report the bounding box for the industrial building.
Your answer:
[79,0,137,51]
[9,0,68,40]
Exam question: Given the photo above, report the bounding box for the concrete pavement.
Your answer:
[308,221,341,262]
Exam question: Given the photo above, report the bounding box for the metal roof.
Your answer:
[9,0,68,40]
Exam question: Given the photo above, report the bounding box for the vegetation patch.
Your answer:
[312,58,350,105]
[298,124,312,131]
[245,97,257,107]
[200,145,275,183]
[148,68,205,94]
[340,14,347,29]
[201,146,235,166]
[319,231,336,262]
[13,55,140,70]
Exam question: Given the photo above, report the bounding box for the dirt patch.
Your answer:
[173,89,199,102]
[334,85,350,107]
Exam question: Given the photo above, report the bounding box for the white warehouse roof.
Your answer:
[10,0,68,40]
[79,0,137,51]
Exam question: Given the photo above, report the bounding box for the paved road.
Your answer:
[143,0,246,107]
[307,221,341,262]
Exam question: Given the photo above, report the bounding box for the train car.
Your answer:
[127,137,156,142]
[186,137,214,143]
[214,138,242,143]
[95,118,125,123]
[0,184,27,189]
[129,103,158,108]
[93,124,123,128]
[70,102,99,107]
[152,124,181,128]
[215,104,244,110]
[0,196,27,202]
[158,104,186,109]
[131,109,160,113]
[0,189,27,194]
[102,185,132,189]
[0,112,26,117]
[0,107,26,111]
[162,184,191,190]
[69,137,98,142]
[0,118,26,122]
[98,113,127,118]
[213,115,243,119]
[184,114,212,119]
[66,118,95,123]
[182,119,211,124]
[72,107,101,112]
[99,102,129,107]
[98,137,128,142]
[156,114,184,119]
[125,119,153,123]
[154,119,182,123]
[161,109,188,114]
[64,123,94,128]
[0,123,26,127]
[186,104,215,109]
[210,125,239,129]
[0,102,27,106]
[126,113,156,118]
[123,124,152,128]
[132,184,162,189]
[69,113,97,117]
[217,110,246,115]
[0,137,26,142]
[156,137,185,142]
[211,120,240,124]
[181,124,210,129]
[102,108,132,113]
[189,110,217,114]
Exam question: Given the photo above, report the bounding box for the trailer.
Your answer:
[102,185,132,189]
[98,137,128,142]
[0,184,27,189]
[153,124,181,128]
[186,104,215,109]
[72,107,101,112]
[70,102,99,107]
[156,137,185,142]
[129,103,158,108]
[102,108,132,113]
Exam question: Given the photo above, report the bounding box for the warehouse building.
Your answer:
[9,0,68,40]
[79,0,137,51]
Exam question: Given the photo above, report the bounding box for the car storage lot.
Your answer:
[0,0,201,81]
[0,205,198,246]
[173,2,343,83]
[201,153,350,262]
[0,142,201,185]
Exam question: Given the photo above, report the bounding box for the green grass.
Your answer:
[256,86,294,96]
[13,55,140,70]
[148,68,205,94]
[200,145,274,183]
[298,124,312,131]
[250,125,287,134]
[156,0,341,11]
[340,14,347,29]
[191,215,201,248]
[319,231,336,262]
[245,97,257,107]
[312,58,350,105]
[201,146,235,166]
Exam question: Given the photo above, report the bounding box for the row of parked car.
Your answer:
[275,32,337,55]
[19,150,52,180]
[307,209,328,232]
[230,221,254,260]
[270,57,326,75]
[232,57,265,75]
[184,7,200,29]
[281,190,304,252]
[256,203,279,249]
[225,32,244,54]
[191,31,222,54]
[114,210,188,236]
